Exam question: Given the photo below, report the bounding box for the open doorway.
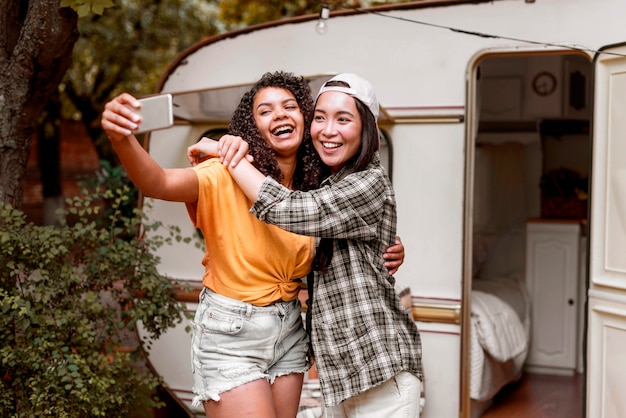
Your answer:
[468,51,591,418]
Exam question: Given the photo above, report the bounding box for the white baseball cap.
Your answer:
[316,73,379,121]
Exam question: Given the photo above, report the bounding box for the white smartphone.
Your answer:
[127,94,174,134]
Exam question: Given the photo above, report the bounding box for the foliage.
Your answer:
[78,159,139,229]
[61,0,221,162]
[215,0,416,29]
[70,0,220,99]
[62,0,116,17]
[217,0,328,29]
[0,185,188,417]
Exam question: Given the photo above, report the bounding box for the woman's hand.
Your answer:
[101,93,142,142]
[217,135,252,167]
[187,135,253,167]
[384,236,405,275]
[187,137,220,166]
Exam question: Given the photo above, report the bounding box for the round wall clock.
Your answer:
[532,71,557,96]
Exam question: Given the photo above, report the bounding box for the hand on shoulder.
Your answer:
[187,137,220,166]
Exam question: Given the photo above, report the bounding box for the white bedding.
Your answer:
[470,276,530,401]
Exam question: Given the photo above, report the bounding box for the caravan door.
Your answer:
[587,43,626,417]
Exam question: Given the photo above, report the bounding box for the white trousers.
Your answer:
[322,371,423,418]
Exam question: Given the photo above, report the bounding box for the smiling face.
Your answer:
[252,87,305,159]
[311,91,363,172]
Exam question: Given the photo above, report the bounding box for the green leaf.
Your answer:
[61,0,115,17]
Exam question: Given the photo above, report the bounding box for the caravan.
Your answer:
[137,1,626,416]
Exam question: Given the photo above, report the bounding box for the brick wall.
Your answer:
[22,120,100,225]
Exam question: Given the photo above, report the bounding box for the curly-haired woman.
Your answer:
[189,73,424,418]
[101,71,404,418]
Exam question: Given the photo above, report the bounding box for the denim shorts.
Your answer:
[190,288,310,407]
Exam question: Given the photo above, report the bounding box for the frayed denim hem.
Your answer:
[191,389,221,408]
[268,367,309,385]
[191,375,269,407]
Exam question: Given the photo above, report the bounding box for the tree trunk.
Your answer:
[0,1,79,209]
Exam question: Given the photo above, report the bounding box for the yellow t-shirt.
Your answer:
[187,158,314,306]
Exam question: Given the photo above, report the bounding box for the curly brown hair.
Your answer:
[229,71,327,191]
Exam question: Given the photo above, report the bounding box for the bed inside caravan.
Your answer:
[469,140,534,417]
[470,52,591,417]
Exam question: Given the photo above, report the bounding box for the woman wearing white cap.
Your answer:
[191,73,424,417]
[102,71,406,418]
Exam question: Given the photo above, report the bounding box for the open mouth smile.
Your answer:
[321,142,342,149]
[271,125,294,136]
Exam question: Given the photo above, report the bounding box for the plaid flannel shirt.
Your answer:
[251,153,423,407]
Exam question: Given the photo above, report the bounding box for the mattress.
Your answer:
[470,276,530,401]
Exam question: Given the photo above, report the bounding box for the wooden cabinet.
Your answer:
[525,220,582,375]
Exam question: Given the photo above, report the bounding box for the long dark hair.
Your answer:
[229,71,326,191]
[314,87,380,273]
[349,98,380,172]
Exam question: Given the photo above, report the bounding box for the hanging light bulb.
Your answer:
[315,3,330,35]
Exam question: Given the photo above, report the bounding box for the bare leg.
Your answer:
[271,372,305,418]
[203,379,277,418]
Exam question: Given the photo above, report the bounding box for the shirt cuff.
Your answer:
[250,176,291,220]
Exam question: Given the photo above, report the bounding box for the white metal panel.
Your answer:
[163,0,626,110]
[587,295,626,418]
[587,43,626,418]
[392,123,465,299]
[143,125,207,282]
[138,303,199,414]
[417,323,461,418]
[590,45,626,289]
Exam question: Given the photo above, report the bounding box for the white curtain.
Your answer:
[474,142,528,234]
[473,141,536,279]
